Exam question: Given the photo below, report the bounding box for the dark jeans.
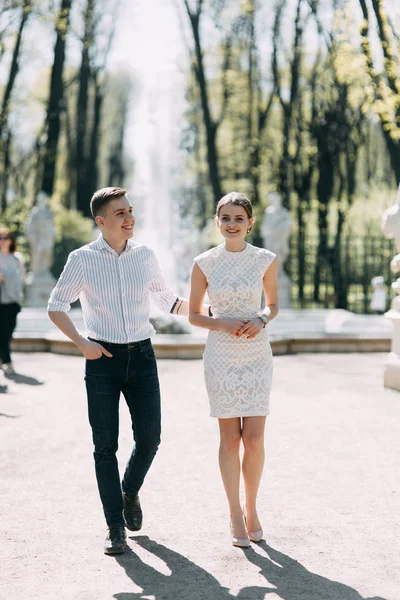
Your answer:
[85,338,161,527]
[0,302,20,364]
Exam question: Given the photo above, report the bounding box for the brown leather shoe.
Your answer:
[123,492,143,531]
[104,525,127,555]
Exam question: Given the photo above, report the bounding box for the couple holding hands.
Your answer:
[48,187,278,555]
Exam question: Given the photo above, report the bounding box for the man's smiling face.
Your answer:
[95,195,136,242]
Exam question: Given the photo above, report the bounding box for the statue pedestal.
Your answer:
[384,297,400,390]
[278,271,293,309]
[25,271,56,308]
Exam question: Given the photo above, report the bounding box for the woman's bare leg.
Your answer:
[242,416,267,532]
[218,417,247,538]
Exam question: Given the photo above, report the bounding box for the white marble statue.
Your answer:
[370,276,387,314]
[25,191,56,306]
[261,192,293,307]
[261,192,293,266]
[381,183,400,390]
[25,192,56,274]
[382,183,400,253]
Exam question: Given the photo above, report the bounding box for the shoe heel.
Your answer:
[248,528,263,543]
[243,508,264,543]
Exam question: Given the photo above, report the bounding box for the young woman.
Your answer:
[189,192,278,548]
[0,228,25,375]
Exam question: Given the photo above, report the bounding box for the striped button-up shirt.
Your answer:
[47,235,177,343]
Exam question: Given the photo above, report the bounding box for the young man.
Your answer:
[48,187,208,555]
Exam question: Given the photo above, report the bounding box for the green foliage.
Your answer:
[50,204,93,279]
[343,185,398,237]
[182,0,399,235]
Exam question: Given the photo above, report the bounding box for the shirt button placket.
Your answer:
[120,256,130,343]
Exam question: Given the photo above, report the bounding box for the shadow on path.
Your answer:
[242,541,388,600]
[4,371,44,386]
[112,536,388,600]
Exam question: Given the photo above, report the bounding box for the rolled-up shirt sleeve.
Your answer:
[148,250,178,314]
[47,251,84,312]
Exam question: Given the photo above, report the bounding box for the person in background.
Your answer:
[0,228,25,376]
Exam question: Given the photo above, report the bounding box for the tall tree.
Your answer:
[40,0,73,198]
[245,0,275,208]
[75,0,95,215]
[0,0,31,141]
[273,0,306,210]
[86,69,102,196]
[107,79,131,187]
[358,0,400,184]
[0,0,31,212]
[182,0,233,207]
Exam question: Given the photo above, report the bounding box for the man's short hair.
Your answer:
[90,187,128,218]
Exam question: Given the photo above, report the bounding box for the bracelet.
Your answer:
[258,314,269,328]
[170,297,180,314]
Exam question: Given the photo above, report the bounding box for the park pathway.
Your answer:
[1,352,399,600]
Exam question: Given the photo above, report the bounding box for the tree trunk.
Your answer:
[246,0,258,205]
[41,0,73,197]
[0,0,31,140]
[63,92,75,208]
[108,93,128,187]
[277,0,303,210]
[87,70,103,195]
[185,5,223,207]
[1,128,12,213]
[314,122,334,302]
[293,95,314,304]
[76,0,95,216]
[0,0,31,208]
[332,208,346,308]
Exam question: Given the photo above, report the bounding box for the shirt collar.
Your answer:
[93,234,136,255]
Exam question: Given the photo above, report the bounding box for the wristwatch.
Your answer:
[258,314,269,328]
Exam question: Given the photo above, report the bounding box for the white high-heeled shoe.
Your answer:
[230,520,250,548]
[243,509,264,543]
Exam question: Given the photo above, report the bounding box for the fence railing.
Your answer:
[285,234,397,314]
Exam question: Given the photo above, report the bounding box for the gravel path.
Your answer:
[1,352,399,600]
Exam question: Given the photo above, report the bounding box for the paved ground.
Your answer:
[0,353,399,600]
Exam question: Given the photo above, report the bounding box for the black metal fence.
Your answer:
[285,234,397,314]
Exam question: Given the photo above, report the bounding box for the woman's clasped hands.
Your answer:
[219,317,264,339]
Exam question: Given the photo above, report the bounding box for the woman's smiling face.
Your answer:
[216,203,252,241]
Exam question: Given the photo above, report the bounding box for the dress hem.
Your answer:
[210,412,270,419]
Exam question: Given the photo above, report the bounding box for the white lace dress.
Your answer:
[194,243,276,419]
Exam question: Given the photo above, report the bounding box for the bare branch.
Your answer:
[172,0,194,59]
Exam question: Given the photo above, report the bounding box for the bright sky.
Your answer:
[108,0,186,74]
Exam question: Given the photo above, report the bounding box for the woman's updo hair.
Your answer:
[216,192,253,219]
